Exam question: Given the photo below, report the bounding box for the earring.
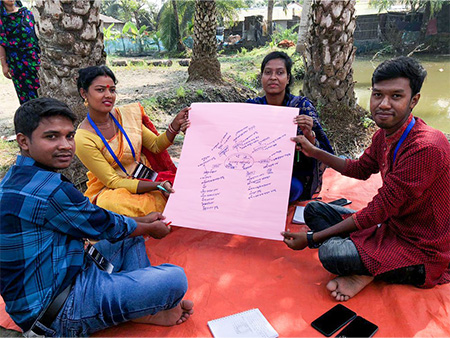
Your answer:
[84,98,89,107]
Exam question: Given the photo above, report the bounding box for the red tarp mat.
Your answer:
[2,169,450,337]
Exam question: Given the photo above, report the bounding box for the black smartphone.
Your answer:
[311,304,356,337]
[329,198,352,206]
[336,316,378,338]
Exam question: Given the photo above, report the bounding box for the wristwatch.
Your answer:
[306,231,321,249]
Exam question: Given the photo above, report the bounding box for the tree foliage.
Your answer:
[101,0,159,30]
[215,0,247,26]
[158,0,194,51]
[123,21,149,53]
[158,0,245,51]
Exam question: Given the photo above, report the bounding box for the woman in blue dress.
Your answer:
[0,0,40,104]
[247,51,334,202]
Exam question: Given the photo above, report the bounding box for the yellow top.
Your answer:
[75,103,172,199]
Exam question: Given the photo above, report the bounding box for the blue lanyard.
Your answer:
[87,112,137,176]
[393,118,415,164]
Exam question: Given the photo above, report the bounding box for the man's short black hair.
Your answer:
[372,56,427,97]
[14,97,76,138]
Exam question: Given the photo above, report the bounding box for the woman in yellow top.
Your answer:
[75,65,190,217]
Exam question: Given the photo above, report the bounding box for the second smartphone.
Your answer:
[311,304,356,337]
[336,315,378,337]
[329,198,352,206]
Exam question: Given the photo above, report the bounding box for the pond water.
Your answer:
[293,55,450,134]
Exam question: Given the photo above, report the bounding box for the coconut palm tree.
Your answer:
[267,0,274,35]
[296,0,312,55]
[158,0,194,52]
[171,0,186,52]
[34,0,105,186]
[102,0,158,30]
[302,0,357,108]
[34,0,105,120]
[187,0,222,83]
[158,0,244,52]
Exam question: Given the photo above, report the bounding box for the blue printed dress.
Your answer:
[247,94,334,200]
[0,1,40,104]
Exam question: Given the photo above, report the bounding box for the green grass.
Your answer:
[106,46,303,94]
[140,97,162,123]
[219,46,304,91]
[176,86,186,98]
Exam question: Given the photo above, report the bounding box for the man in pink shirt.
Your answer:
[282,56,450,301]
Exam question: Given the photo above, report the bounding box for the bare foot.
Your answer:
[326,275,374,301]
[132,300,194,326]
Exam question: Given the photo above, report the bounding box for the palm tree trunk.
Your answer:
[171,0,186,52]
[34,0,105,187]
[296,0,312,55]
[34,0,105,121]
[267,0,274,36]
[187,0,222,83]
[303,0,357,108]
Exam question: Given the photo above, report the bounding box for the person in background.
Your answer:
[247,51,334,202]
[75,65,190,217]
[0,0,40,104]
[0,98,194,337]
[282,56,450,301]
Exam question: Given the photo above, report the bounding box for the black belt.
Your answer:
[28,284,72,336]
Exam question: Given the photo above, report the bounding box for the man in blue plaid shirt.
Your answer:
[0,98,194,336]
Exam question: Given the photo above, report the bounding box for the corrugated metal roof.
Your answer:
[236,3,302,22]
[100,14,124,24]
[355,0,409,16]
[230,1,409,23]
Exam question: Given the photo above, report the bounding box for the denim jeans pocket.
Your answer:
[24,321,56,337]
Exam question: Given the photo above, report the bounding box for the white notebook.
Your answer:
[207,308,279,338]
[292,205,305,224]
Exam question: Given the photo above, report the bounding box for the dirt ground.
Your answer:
[0,77,20,137]
[1,65,199,167]
[0,65,193,137]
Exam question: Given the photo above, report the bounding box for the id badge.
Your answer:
[85,243,114,274]
[131,162,158,181]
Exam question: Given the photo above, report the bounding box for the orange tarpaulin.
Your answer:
[2,169,450,337]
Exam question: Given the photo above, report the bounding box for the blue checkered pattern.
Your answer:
[0,155,137,330]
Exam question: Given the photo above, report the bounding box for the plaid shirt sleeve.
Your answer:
[45,181,136,241]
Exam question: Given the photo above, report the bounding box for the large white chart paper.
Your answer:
[163,102,298,241]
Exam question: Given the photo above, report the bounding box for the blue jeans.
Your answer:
[304,201,369,276]
[304,201,426,285]
[44,237,187,337]
[289,176,304,203]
